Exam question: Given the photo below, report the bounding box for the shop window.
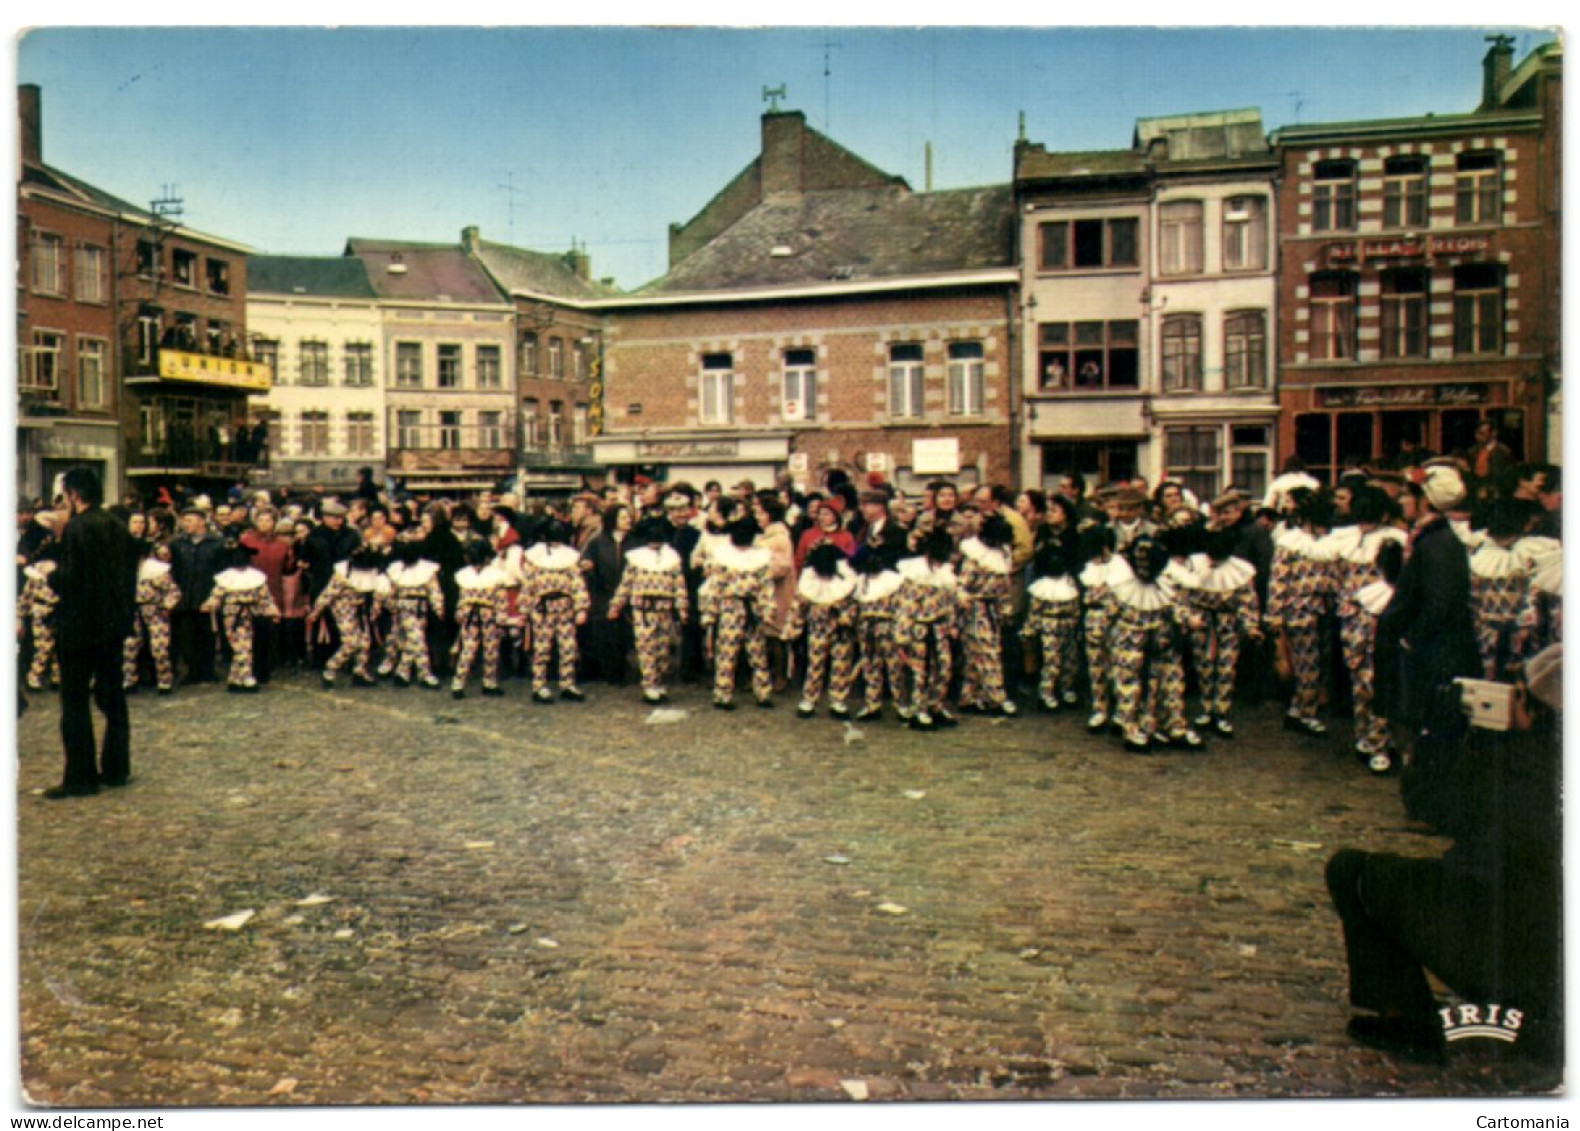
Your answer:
[783,348,817,422]
[1312,159,1357,232]
[1454,264,1504,355]
[1158,201,1204,276]
[1224,311,1267,389]
[1380,268,1429,358]
[887,343,925,419]
[1456,151,1502,226]
[1309,271,1357,361]
[1229,425,1271,498]
[1039,440,1137,490]
[1336,412,1374,472]
[947,342,985,416]
[1294,414,1333,485]
[1383,156,1429,229]
[1222,196,1268,271]
[701,352,735,425]
[1160,315,1202,392]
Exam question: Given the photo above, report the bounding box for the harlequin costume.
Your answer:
[18,553,61,692]
[956,519,1019,716]
[123,549,182,692]
[521,526,590,702]
[608,520,689,704]
[1022,541,1082,713]
[310,550,388,687]
[1184,538,1262,738]
[200,545,281,692]
[785,544,859,718]
[853,555,908,722]
[1108,537,1202,752]
[698,523,777,710]
[383,546,447,688]
[1514,537,1563,662]
[1465,506,1544,683]
[1265,516,1338,737]
[451,545,510,699]
[1077,531,1132,733]
[895,532,963,731]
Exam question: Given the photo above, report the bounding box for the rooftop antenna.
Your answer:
[762,84,787,113]
[150,184,183,225]
[1282,92,1305,124]
[498,171,524,246]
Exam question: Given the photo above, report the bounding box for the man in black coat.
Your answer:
[169,505,227,684]
[47,466,138,798]
[298,499,362,666]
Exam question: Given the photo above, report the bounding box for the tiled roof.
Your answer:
[248,255,377,299]
[635,183,1014,296]
[22,161,250,250]
[472,240,621,302]
[344,238,507,304]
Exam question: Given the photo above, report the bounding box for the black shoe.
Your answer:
[157,687,174,697]
[226,684,244,694]
[713,699,736,712]
[481,686,504,698]
[1212,718,1235,739]
[1166,730,1205,751]
[854,707,882,722]
[561,687,587,702]
[756,697,775,709]
[124,684,139,695]
[534,689,555,704]
[392,675,410,688]
[43,783,99,800]
[321,673,336,690]
[1346,1015,1447,1064]
[796,704,816,719]
[352,673,377,688]
[829,704,850,719]
[1283,714,1327,737]
[1123,736,1151,754]
[909,713,936,731]
[935,711,959,728]
[452,689,465,700]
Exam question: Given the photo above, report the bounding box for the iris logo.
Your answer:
[1438,1003,1523,1044]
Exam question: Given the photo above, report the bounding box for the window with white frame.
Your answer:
[520,332,539,376]
[137,313,161,366]
[438,344,462,388]
[1223,311,1267,389]
[1383,156,1429,229]
[1221,196,1268,271]
[1161,315,1203,392]
[574,342,589,382]
[548,337,565,379]
[76,337,108,409]
[346,412,375,456]
[27,330,64,393]
[1312,160,1357,232]
[299,340,329,385]
[139,403,165,453]
[1158,201,1204,276]
[521,398,540,446]
[439,410,462,450]
[299,411,330,456]
[700,353,735,425]
[1309,271,1357,361]
[395,342,423,388]
[1455,152,1502,226]
[947,341,985,416]
[1380,269,1429,359]
[888,343,926,418]
[74,245,107,303]
[548,401,564,445]
[782,347,817,421]
[344,342,373,386]
[32,233,65,296]
[1454,263,1504,355]
[1165,426,1221,503]
[396,409,423,449]
[477,344,502,389]
[1229,425,1272,498]
[254,338,279,380]
[478,410,504,449]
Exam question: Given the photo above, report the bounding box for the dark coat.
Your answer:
[1229,513,1274,605]
[51,505,137,651]
[169,528,227,611]
[299,521,361,600]
[1376,516,1479,728]
[581,531,629,620]
[418,529,466,625]
[856,516,909,571]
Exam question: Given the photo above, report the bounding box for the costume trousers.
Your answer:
[59,643,130,790]
[124,607,175,689]
[531,596,580,692]
[1284,618,1323,720]
[392,599,436,681]
[220,608,258,686]
[1029,607,1080,705]
[326,606,372,679]
[632,605,677,694]
[1191,607,1243,720]
[1341,611,1389,756]
[713,602,771,703]
[907,625,954,716]
[27,620,60,689]
[1110,622,1189,744]
[1083,607,1114,716]
[452,614,502,690]
[858,618,906,712]
[958,606,1009,708]
[803,618,856,707]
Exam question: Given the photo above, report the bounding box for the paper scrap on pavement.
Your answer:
[840,1079,869,1101]
[823,855,852,866]
[536,937,560,949]
[295,893,334,906]
[645,708,690,725]
[1272,839,1324,852]
[267,1078,298,1096]
[875,902,908,916]
[204,910,256,931]
[332,929,355,940]
[902,790,927,801]
[463,841,495,850]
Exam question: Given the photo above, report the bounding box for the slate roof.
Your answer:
[343,238,507,304]
[248,255,377,299]
[471,239,621,303]
[635,183,1014,297]
[1014,146,1149,183]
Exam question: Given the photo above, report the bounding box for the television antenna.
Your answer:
[498,171,525,246]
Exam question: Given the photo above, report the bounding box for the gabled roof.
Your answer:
[471,239,621,303]
[21,161,253,253]
[634,183,1014,297]
[248,255,377,299]
[344,238,508,305]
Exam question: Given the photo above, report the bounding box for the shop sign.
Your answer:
[1317,383,1491,409]
[636,439,740,459]
[157,349,271,392]
[1323,235,1493,266]
[912,438,961,475]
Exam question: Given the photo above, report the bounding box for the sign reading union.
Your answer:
[1317,384,1492,409]
[157,349,272,392]
[636,439,740,459]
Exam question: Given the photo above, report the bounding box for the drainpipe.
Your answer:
[1005,285,1022,488]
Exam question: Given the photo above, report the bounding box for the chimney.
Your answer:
[761,109,807,198]
[461,225,481,254]
[1481,35,1516,110]
[562,248,590,280]
[19,83,41,167]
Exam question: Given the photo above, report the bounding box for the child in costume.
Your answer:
[1264,489,1337,738]
[1348,539,1404,774]
[1328,488,1407,768]
[1077,523,1131,733]
[956,514,1019,716]
[201,540,281,693]
[521,520,590,703]
[123,540,182,694]
[451,537,510,699]
[18,542,61,692]
[896,528,963,731]
[1185,527,1263,739]
[1467,500,1539,682]
[310,546,388,688]
[383,540,446,689]
[1108,535,1203,752]
[852,551,907,722]
[785,542,859,719]
[1022,537,1083,713]
[699,517,776,710]
[608,517,689,704]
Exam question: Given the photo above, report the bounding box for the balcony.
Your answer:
[386,424,513,475]
[521,442,600,471]
[126,341,270,394]
[125,430,268,480]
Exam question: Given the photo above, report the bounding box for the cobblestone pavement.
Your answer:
[12,672,1563,1107]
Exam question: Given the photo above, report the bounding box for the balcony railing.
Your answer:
[126,431,268,478]
[521,442,599,470]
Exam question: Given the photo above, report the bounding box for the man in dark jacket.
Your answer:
[47,466,137,798]
[298,499,362,666]
[169,505,227,684]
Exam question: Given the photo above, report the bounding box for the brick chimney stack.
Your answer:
[760,110,807,198]
[461,225,481,254]
[1481,35,1516,111]
[19,83,42,167]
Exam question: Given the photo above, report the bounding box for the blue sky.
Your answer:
[14,25,1560,290]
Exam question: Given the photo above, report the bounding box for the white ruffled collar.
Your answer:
[456,564,508,589]
[797,562,857,605]
[897,556,957,588]
[1355,579,1395,616]
[1468,541,1529,581]
[388,560,440,586]
[526,543,581,570]
[137,558,170,581]
[856,570,903,603]
[1028,575,1079,603]
[1079,556,1133,588]
[213,566,267,593]
[626,544,682,572]
[1188,554,1256,593]
[1516,536,1563,572]
[336,562,387,593]
[711,541,770,573]
[958,537,1011,574]
[1531,559,1563,597]
[1110,575,1177,611]
[1273,524,1330,559]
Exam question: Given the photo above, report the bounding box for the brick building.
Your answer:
[18,84,263,503]
[1270,38,1562,481]
[593,110,1017,493]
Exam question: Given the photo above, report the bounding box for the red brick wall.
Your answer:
[18,197,118,416]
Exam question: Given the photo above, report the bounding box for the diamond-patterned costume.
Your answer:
[311,563,388,681]
[1184,554,1261,723]
[521,543,590,695]
[855,567,908,715]
[785,560,858,713]
[1468,540,1534,681]
[1329,526,1407,756]
[383,560,446,684]
[895,556,963,720]
[1265,525,1337,724]
[19,561,61,691]
[201,565,281,689]
[1079,555,1133,720]
[609,543,689,699]
[1108,572,1196,745]
[698,541,776,706]
[123,557,181,691]
[1022,573,1081,708]
[452,563,510,693]
[956,537,1016,711]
